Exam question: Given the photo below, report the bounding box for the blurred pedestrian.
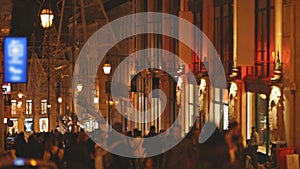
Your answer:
[43,134,64,169]
[27,133,43,159]
[143,126,163,169]
[225,121,245,169]
[143,158,156,169]
[13,132,27,158]
[94,129,109,169]
[65,132,90,169]
[197,122,230,169]
[250,126,259,169]
[131,129,145,169]
[106,123,132,169]
[143,126,162,155]
[161,124,195,169]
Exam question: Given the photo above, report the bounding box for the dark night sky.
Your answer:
[10,0,61,42]
[9,0,130,43]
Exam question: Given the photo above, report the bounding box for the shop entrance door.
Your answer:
[255,93,270,156]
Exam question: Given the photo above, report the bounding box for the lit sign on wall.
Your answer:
[2,83,11,94]
[24,118,33,132]
[4,37,28,83]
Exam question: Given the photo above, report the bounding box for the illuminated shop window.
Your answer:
[41,99,47,114]
[11,100,17,115]
[26,100,32,115]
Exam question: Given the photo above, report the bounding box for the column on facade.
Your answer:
[294,0,300,149]
[162,0,172,131]
[282,0,295,147]
[234,0,255,143]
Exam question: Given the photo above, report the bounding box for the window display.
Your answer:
[39,118,48,132]
[24,118,33,132]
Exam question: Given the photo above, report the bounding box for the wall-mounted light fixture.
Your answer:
[103,63,112,75]
[17,90,23,99]
[57,96,63,103]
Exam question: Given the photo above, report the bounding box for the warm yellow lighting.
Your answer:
[40,9,54,28]
[58,96,63,103]
[272,51,276,60]
[230,82,238,93]
[275,0,282,64]
[103,63,112,75]
[270,86,281,104]
[94,96,99,104]
[106,100,114,105]
[77,83,83,92]
[17,91,23,99]
[260,94,267,100]
[30,160,37,166]
[200,79,207,87]
[17,101,22,108]
[0,28,10,33]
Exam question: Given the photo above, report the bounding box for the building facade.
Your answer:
[1,0,300,156]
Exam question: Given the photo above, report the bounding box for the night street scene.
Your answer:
[0,0,300,169]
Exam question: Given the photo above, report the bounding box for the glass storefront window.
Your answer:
[24,118,33,132]
[256,94,268,146]
[39,118,48,132]
[25,100,32,115]
[9,118,18,134]
[11,100,17,115]
[41,100,47,114]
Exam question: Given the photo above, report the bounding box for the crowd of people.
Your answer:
[3,121,257,169]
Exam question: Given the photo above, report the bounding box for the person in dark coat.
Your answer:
[197,122,231,169]
[225,121,246,169]
[27,133,43,159]
[143,126,162,156]
[161,124,195,169]
[13,132,27,158]
[65,131,93,169]
[106,123,132,169]
[43,134,64,169]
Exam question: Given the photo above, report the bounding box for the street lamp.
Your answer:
[103,62,111,125]
[40,9,54,28]
[94,95,99,104]
[77,83,83,92]
[57,96,63,104]
[57,96,63,132]
[103,63,111,75]
[57,96,62,117]
[40,7,54,131]
[17,90,23,99]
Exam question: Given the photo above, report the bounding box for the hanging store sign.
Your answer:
[4,37,28,83]
[2,83,11,94]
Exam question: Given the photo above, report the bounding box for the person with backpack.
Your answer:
[43,134,64,169]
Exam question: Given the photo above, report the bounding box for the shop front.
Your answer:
[245,77,287,156]
[24,118,33,132]
[7,118,18,134]
[39,117,48,132]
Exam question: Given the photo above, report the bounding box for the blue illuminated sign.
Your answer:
[4,37,28,83]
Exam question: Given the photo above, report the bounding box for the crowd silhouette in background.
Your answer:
[3,121,252,169]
